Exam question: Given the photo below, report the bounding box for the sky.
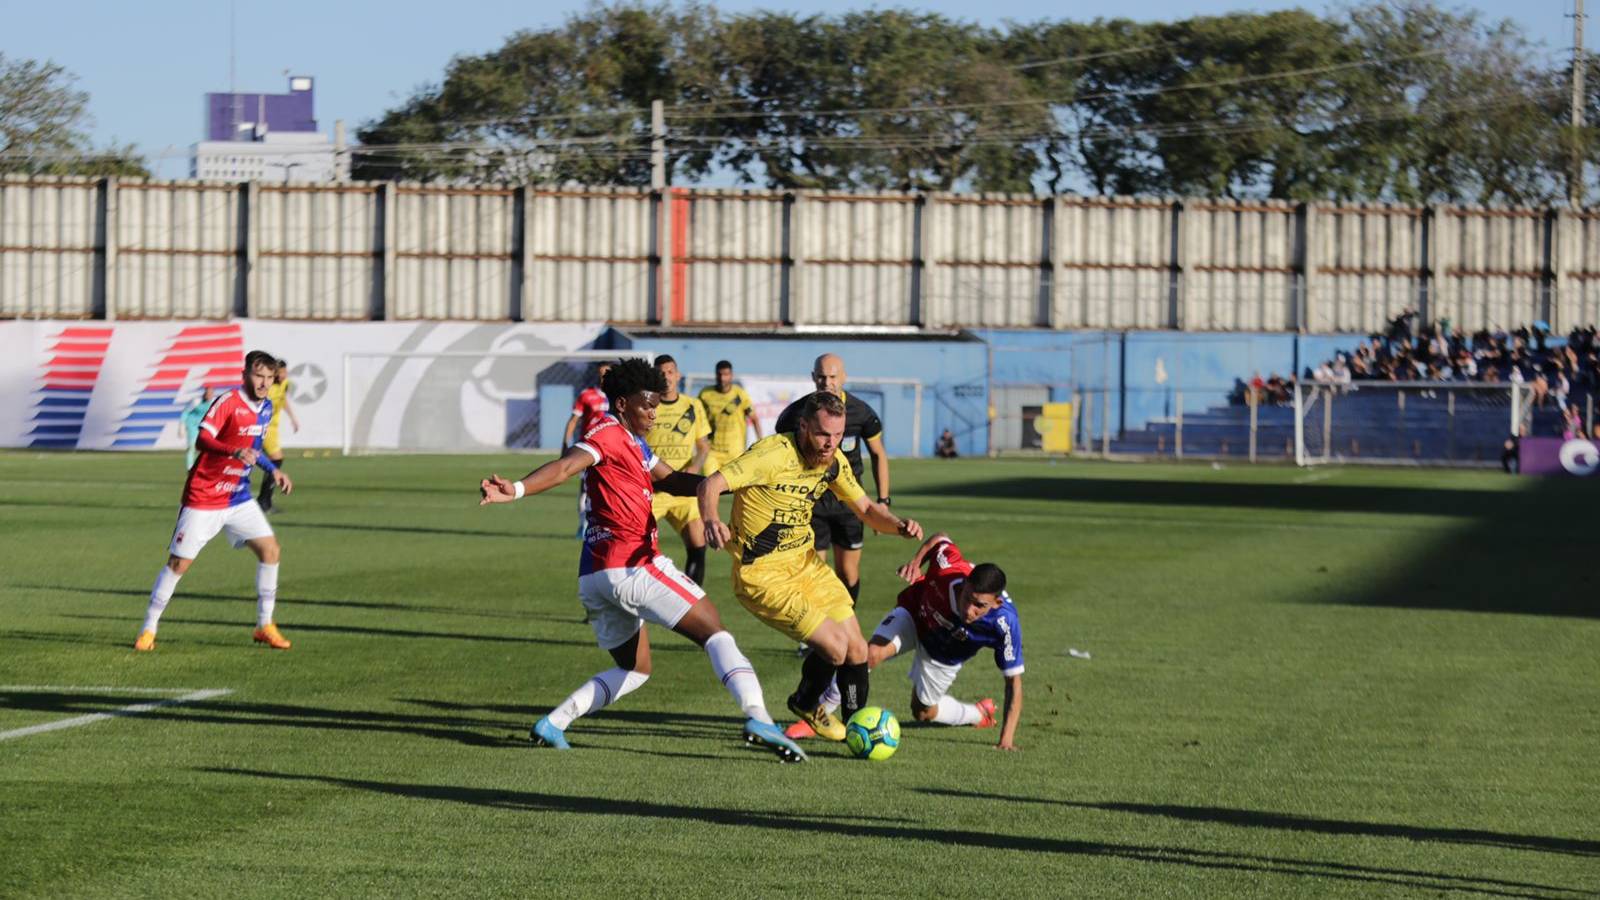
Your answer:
[5,0,1587,179]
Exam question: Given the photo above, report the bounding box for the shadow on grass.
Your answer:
[202,769,1588,898]
[915,789,1600,859]
[23,583,571,623]
[920,475,1600,618]
[56,612,598,650]
[290,521,569,541]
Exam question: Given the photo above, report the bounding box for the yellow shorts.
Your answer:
[262,427,282,458]
[652,492,700,534]
[731,549,855,643]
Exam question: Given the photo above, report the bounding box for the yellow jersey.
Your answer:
[718,432,867,565]
[645,393,711,470]
[266,380,290,431]
[698,384,755,455]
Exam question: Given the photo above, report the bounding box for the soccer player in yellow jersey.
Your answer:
[697,360,762,475]
[257,358,299,512]
[646,355,713,584]
[698,390,923,741]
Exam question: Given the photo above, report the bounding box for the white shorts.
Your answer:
[168,503,274,559]
[872,606,963,706]
[578,555,704,651]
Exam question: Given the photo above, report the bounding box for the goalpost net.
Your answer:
[1294,381,1536,468]
[341,349,649,455]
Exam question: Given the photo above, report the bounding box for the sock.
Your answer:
[837,662,870,723]
[704,631,770,723]
[256,562,279,627]
[547,667,649,730]
[142,566,182,633]
[819,678,841,714]
[258,473,275,508]
[684,545,706,586]
[846,581,860,605]
[792,651,838,711]
[932,696,982,726]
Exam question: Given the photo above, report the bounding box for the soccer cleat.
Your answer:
[975,697,998,729]
[783,719,816,741]
[133,630,156,652]
[252,623,292,650]
[743,718,808,763]
[530,716,571,750]
[786,694,846,742]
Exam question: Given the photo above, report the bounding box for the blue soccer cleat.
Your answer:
[743,718,808,763]
[530,716,571,750]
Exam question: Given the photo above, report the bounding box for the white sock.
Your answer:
[142,566,182,633]
[547,667,648,730]
[819,678,841,715]
[256,563,280,627]
[932,696,982,726]
[705,631,771,723]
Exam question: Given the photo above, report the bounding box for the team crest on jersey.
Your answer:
[669,404,698,435]
[840,436,858,452]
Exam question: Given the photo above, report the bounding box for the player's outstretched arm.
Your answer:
[746,406,762,439]
[696,472,732,549]
[849,495,921,540]
[996,674,1022,751]
[866,433,890,500]
[896,531,951,582]
[273,469,293,495]
[480,446,594,505]
[651,460,703,497]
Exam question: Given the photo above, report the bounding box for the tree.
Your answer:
[0,53,147,177]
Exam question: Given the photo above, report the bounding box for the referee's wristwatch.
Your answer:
[877,496,891,506]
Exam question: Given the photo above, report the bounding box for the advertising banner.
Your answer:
[739,376,816,441]
[1,321,607,451]
[1519,436,1600,477]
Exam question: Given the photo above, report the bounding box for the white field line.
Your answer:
[0,687,232,743]
[1294,470,1338,484]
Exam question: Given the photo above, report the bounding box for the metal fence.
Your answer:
[6,174,1600,331]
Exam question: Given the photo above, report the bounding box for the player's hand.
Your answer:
[479,475,518,505]
[274,470,293,495]
[235,447,260,466]
[897,518,923,540]
[704,519,731,550]
[896,560,922,583]
[995,740,1019,752]
[291,420,301,433]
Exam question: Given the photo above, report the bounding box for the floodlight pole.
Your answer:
[1572,0,1587,208]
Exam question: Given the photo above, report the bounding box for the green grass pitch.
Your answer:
[2,450,1597,898]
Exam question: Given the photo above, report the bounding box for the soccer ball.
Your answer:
[844,707,901,761]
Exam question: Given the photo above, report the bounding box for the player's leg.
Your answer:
[136,508,219,649]
[680,517,707,586]
[225,501,289,649]
[907,651,992,727]
[793,608,912,738]
[257,431,280,511]
[790,555,870,731]
[828,513,865,604]
[534,571,654,749]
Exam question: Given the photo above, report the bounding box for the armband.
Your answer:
[512,480,526,500]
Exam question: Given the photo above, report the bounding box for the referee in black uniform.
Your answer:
[775,352,891,606]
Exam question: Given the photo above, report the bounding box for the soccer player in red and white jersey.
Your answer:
[563,361,612,541]
[134,350,296,652]
[479,358,807,762]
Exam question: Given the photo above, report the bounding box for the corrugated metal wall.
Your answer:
[6,175,1600,332]
[679,189,784,325]
[255,184,379,319]
[113,181,241,319]
[1311,203,1424,335]
[926,195,1044,329]
[793,193,916,326]
[0,177,100,318]
[526,187,652,323]
[1055,197,1175,329]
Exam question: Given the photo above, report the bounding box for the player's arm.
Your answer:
[250,426,292,493]
[696,471,731,549]
[744,390,763,438]
[480,445,595,505]
[896,531,952,582]
[847,494,920,540]
[996,674,1022,751]
[650,459,703,497]
[282,389,300,432]
[686,401,712,474]
[865,432,890,502]
[687,436,711,475]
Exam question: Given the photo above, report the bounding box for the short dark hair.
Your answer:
[800,390,846,423]
[602,358,667,404]
[276,358,289,368]
[244,350,276,373]
[968,563,1007,596]
[653,354,676,368]
[715,360,733,372]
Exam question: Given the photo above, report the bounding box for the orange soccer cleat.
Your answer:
[783,719,817,741]
[975,697,997,729]
[133,630,157,652]
[252,623,292,650]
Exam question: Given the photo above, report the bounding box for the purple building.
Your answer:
[206,76,317,141]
